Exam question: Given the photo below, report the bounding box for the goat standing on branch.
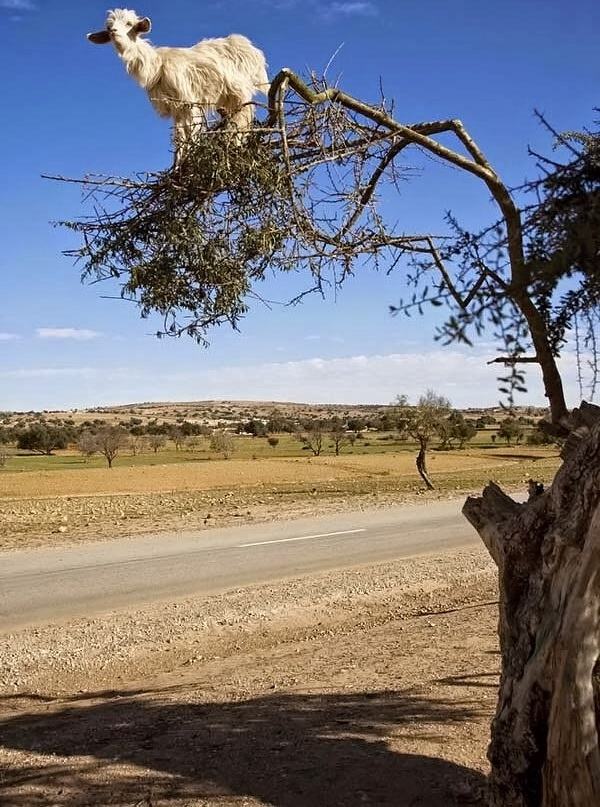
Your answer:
[55,65,600,805]
[87,8,269,162]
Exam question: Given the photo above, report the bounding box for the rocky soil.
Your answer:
[0,546,498,806]
[0,484,454,550]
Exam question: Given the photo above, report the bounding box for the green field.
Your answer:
[0,428,516,473]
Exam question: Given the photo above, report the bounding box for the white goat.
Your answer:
[87,9,269,160]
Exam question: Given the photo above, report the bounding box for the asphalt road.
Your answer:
[0,498,481,632]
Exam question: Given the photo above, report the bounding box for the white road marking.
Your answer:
[238,528,366,548]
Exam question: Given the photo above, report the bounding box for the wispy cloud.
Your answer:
[0,0,37,11]
[304,334,345,344]
[36,328,102,341]
[255,0,378,17]
[0,368,99,379]
[0,332,20,341]
[321,1,378,18]
[1,349,586,410]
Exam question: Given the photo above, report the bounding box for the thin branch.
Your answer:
[487,356,540,365]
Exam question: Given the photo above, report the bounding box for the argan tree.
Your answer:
[209,430,235,459]
[497,417,525,446]
[395,391,452,490]
[147,433,166,454]
[17,424,70,456]
[295,425,324,456]
[94,425,127,469]
[329,418,351,456]
[437,412,477,450]
[57,70,600,805]
[77,430,98,460]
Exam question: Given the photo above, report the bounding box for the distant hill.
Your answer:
[2,400,549,428]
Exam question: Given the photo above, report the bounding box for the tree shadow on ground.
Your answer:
[0,688,487,806]
[436,671,499,689]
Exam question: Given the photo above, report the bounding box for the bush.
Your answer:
[527,428,554,446]
[240,419,268,437]
[498,418,525,445]
[17,424,71,455]
[210,430,235,459]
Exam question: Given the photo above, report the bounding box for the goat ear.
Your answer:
[135,17,152,34]
[87,30,111,44]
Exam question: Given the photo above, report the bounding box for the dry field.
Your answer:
[0,448,560,551]
[0,449,552,499]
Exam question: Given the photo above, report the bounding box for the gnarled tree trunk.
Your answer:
[416,440,435,491]
[463,402,600,806]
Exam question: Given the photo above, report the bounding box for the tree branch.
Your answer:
[487,356,540,365]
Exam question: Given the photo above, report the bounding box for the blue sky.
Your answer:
[0,0,598,410]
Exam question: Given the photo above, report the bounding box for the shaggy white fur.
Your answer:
[88,9,269,159]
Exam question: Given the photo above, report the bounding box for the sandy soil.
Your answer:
[0,451,558,552]
[0,451,540,499]
[0,547,498,806]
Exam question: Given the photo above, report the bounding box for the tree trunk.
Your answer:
[463,402,600,806]
[416,441,435,490]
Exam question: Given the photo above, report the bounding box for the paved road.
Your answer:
[0,498,481,632]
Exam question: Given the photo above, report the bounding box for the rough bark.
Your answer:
[416,441,435,491]
[463,402,600,806]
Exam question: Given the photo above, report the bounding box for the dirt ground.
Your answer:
[0,547,498,806]
[0,450,558,551]
[0,451,546,499]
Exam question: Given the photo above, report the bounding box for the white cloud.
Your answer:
[256,0,378,16]
[0,0,37,10]
[304,334,345,343]
[0,368,99,379]
[324,1,377,16]
[178,351,505,406]
[36,328,102,341]
[0,332,20,341]
[160,349,585,408]
[2,349,587,411]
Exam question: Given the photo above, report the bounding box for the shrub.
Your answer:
[17,424,71,455]
[210,430,235,459]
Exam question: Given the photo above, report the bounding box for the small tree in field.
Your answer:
[295,427,324,456]
[0,447,7,468]
[57,67,600,805]
[77,431,97,460]
[437,412,477,450]
[94,426,126,469]
[267,436,280,449]
[395,392,452,490]
[453,417,477,449]
[497,417,525,446]
[17,424,69,456]
[147,433,166,454]
[329,420,350,456]
[170,427,185,451]
[184,434,201,451]
[128,434,148,456]
[209,430,235,459]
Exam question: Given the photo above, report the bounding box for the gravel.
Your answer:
[0,546,496,696]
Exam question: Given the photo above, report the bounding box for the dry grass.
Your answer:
[0,446,560,551]
[0,448,557,501]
